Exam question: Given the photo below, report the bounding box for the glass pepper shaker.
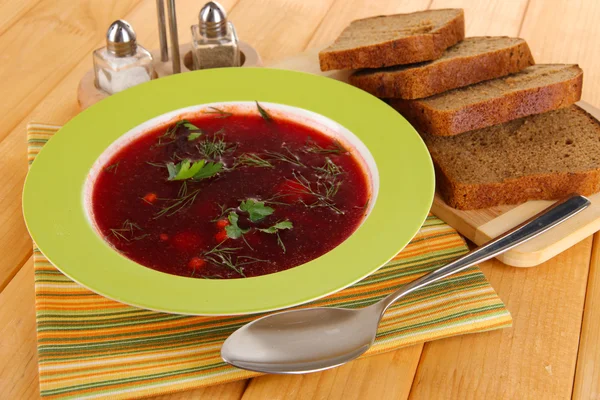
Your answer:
[93,20,155,94]
[191,1,241,69]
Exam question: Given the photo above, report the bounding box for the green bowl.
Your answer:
[22,68,434,315]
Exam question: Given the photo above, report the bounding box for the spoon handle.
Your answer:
[378,194,590,313]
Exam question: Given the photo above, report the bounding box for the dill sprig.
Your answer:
[264,147,305,167]
[109,219,149,242]
[290,171,344,214]
[155,125,178,147]
[153,186,202,219]
[211,203,235,222]
[303,137,347,155]
[202,107,233,119]
[196,133,234,160]
[154,120,201,147]
[104,162,120,174]
[234,153,274,169]
[355,198,370,210]
[204,241,242,256]
[177,181,188,198]
[313,158,344,178]
[203,251,266,278]
[146,161,166,168]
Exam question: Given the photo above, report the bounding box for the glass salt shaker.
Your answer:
[93,20,154,94]
[191,1,241,69]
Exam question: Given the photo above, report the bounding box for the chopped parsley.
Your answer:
[166,159,222,181]
[239,199,274,222]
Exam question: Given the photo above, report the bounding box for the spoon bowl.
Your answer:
[221,304,383,374]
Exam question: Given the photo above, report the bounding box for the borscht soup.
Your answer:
[90,103,371,279]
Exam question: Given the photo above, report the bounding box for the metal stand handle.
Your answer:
[156,0,181,73]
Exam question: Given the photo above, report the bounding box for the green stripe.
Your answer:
[40,362,227,396]
[380,304,509,336]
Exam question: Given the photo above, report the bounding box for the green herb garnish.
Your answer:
[188,132,202,141]
[313,158,343,178]
[104,162,120,174]
[203,244,246,276]
[234,153,274,169]
[257,220,293,234]
[155,120,202,147]
[167,159,223,181]
[290,171,344,214]
[181,120,200,131]
[197,134,234,159]
[264,147,305,167]
[202,107,233,118]
[225,212,250,239]
[239,199,274,222]
[204,253,267,278]
[304,137,347,155]
[256,101,272,122]
[146,161,166,168]
[258,220,293,253]
[109,219,149,242]
[192,161,222,180]
[153,187,202,219]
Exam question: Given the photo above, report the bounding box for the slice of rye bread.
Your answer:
[318,9,464,71]
[423,105,600,210]
[349,37,535,99]
[390,64,583,136]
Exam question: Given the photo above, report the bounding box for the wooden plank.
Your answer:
[242,345,424,400]
[429,0,528,36]
[0,0,142,142]
[520,0,600,106]
[573,232,600,400]
[0,0,42,36]
[0,133,33,292]
[0,257,39,400]
[0,0,238,292]
[149,381,247,400]
[409,239,592,399]
[227,0,336,63]
[305,0,430,50]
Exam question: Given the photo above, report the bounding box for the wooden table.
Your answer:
[1,0,599,398]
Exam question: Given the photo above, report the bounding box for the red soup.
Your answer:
[91,104,370,279]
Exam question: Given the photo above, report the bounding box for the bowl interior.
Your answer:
[83,102,380,242]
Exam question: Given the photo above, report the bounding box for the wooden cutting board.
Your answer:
[269,50,600,267]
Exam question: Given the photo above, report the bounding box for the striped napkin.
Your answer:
[28,123,512,399]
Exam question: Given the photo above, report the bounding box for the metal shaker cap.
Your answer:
[106,20,137,57]
[199,1,228,37]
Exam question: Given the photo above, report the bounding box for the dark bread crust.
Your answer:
[318,10,465,71]
[435,162,600,210]
[428,106,600,210]
[349,38,535,99]
[391,66,583,136]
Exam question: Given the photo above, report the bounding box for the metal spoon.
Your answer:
[221,194,590,374]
